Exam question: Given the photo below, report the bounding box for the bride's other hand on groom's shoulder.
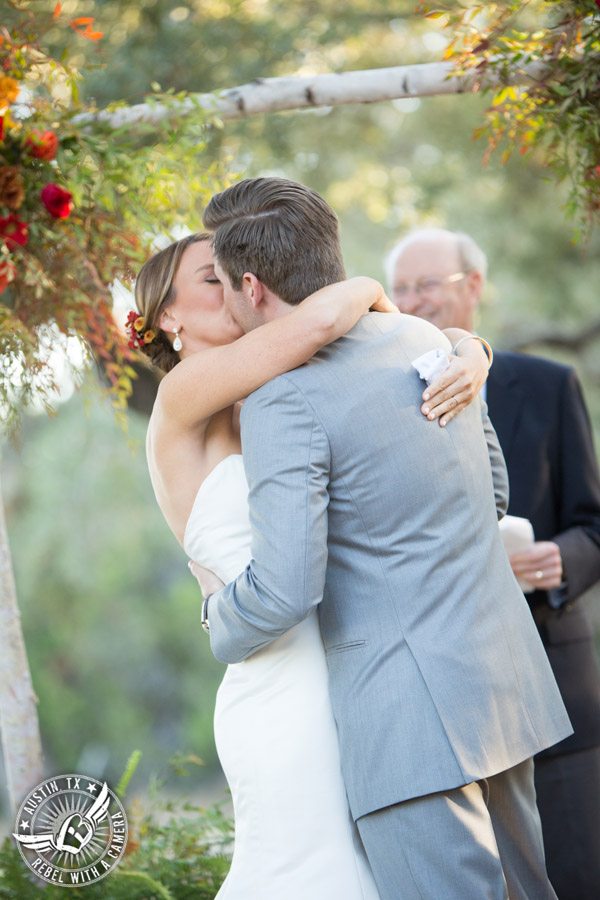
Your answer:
[422,354,488,428]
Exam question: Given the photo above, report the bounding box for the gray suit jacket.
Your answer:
[208,312,572,820]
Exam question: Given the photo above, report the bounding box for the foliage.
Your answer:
[41,0,421,105]
[2,394,227,789]
[419,0,600,237]
[52,0,600,343]
[5,2,600,360]
[0,754,233,899]
[0,1,231,432]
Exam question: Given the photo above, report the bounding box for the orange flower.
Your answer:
[0,76,19,107]
[0,258,17,295]
[25,130,59,161]
[144,330,156,344]
[0,166,25,210]
[70,17,103,41]
[134,316,145,331]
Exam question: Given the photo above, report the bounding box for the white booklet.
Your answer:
[499,514,536,593]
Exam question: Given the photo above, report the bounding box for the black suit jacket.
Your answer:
[487,350,600,754]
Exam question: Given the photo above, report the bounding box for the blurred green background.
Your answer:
[2,0,600,820]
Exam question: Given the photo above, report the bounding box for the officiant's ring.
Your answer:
[535,570,543,580]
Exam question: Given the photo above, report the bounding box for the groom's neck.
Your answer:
[248,291,295,329]
[264,295,295,320]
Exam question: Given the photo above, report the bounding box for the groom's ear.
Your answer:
[241,272,265,310]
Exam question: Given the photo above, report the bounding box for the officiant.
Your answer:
[386,227,600,900]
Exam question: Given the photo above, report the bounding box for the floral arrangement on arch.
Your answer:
[0,2,226,432]
[0,4,140,429]
[0,80,82,292]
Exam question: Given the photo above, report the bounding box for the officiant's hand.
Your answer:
[509,541,563,591]
[188,561,226,596]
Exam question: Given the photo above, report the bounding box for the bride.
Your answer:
[132,231,489,898]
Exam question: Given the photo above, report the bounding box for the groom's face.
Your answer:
[214,259,263,333]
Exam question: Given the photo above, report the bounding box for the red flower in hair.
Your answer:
[26,129,58,161]
[125,309,156,349]
[41,183,72,218]
[0,213,29,249]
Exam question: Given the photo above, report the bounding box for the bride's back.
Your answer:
[146,400,241,546]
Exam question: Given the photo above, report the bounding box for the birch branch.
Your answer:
[76,59,551,130]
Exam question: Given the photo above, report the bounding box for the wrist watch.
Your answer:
[201,594,213,633]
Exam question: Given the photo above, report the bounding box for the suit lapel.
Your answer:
[486,352,527,461]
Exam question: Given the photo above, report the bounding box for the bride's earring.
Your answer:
[173,327,182,352]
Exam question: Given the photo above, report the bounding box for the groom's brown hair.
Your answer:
[202,177,346,305]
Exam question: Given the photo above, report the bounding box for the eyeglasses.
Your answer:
[393,271,468,299]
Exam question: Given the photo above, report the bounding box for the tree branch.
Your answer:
[77,59,551,129]
[501,318,600,353]
[0,470,44,813]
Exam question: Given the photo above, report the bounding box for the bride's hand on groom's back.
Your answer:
[421,355,486,428]
[188,560,225,596]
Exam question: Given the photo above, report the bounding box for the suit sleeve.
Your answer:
[552,368,600,602]
[480,396,509,519]
[207,375,331,664]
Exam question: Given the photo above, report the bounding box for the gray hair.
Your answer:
[384,228,488,291]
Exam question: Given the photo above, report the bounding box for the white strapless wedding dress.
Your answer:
[184,454,380,899]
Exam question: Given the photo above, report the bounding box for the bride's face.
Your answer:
[161,241,243,355]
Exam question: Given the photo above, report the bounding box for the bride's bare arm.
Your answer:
[155,277,392,430]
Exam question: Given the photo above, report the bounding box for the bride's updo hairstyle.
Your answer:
[134,232,211,373]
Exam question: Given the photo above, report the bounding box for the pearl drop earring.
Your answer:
[173,327,182,352]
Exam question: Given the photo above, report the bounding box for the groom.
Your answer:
[199,177,571,899]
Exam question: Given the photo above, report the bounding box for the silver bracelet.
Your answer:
[452,335,493,369]
[201,594,212,634]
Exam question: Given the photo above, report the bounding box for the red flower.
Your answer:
[0,117,4,142]
[0,213,28,249]
[25,129,58,161]
[41,183,72,218]
[0,258,16,295]
[596,1,600,11]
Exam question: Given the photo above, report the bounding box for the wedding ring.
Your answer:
[451,396,458,409]
[535,570,543,580]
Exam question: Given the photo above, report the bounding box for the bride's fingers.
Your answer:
[422,389,471,427]
[422,384,470,419]
[438,394,471,427]
[424,362,473,402]
[370,293,399,314]
[422,364,456,403]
